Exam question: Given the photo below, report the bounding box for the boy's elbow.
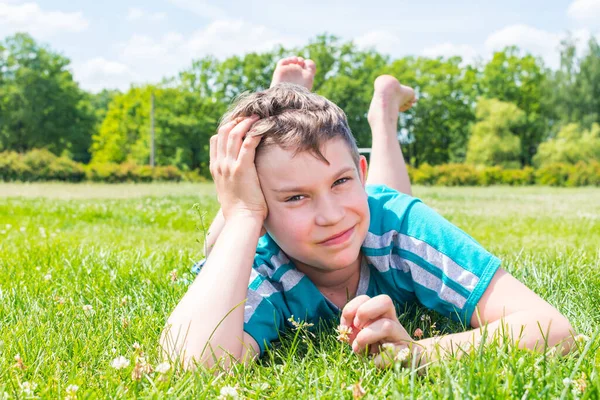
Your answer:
[535,309,575,353]
[159,323,244,372]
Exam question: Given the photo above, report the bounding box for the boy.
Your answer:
[161,58,574,370]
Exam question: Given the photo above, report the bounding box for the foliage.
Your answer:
[466,98,524,168]
[0,150,203,182]
[0,34,96,162]
[0,33,599,177]
[533,123,600,167]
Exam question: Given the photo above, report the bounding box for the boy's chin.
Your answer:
[316,247,361,270]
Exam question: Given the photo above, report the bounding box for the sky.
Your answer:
[1,0,599,92]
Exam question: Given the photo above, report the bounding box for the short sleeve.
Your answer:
[243,265,288,356]
[399,200,501,326]
[189,241,290,356]
[363,184,501,327]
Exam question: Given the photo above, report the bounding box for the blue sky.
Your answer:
[1,0,599,92]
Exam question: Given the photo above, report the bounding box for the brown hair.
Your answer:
[219,83,360,166]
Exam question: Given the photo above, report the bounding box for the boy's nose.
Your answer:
[314,196,345,226]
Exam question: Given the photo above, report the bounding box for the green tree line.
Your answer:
[1,33,599,177]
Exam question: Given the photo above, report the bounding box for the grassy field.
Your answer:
[0,183,599,398]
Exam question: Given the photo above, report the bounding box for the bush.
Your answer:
[47,157,85,182]
[478,166,504,186]
[435,164,479,186]
[535,163,573,186]
[1,149,597,186]
[566,161,600,187]
[409,163,438,185]
[501,167,535,186]
[0,151,32,181]
[152,165,182,182]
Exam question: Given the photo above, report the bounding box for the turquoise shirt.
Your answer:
[199,184,501,355]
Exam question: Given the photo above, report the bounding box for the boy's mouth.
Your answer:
[317,225,355,246]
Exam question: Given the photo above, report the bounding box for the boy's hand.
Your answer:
[210,115,267,222]
[340,295,412,356]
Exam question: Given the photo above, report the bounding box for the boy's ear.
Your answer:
[358,155,368,186]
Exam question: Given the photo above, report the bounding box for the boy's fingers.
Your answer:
[352,318,408,355]
[209,134,218,168]
[217,120,238,160]
[237,133,262,166]
[340,295,371,327]
[353,295,397,330]
[225,116,259,161]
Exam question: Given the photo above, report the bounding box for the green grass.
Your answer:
[0,183,599,398]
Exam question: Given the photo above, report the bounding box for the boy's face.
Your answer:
[256,138,370,272]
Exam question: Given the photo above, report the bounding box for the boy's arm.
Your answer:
[202,208,224,258]
[412,268,574,364]
[161,116,266,369]
[161,214,262,369]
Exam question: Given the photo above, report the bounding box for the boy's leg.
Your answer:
[366,75,416,196]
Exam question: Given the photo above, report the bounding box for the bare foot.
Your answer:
[270,56,317,90]
[367,75,416,132]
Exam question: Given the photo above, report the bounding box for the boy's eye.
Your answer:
[286,195,305,202]
[333,177,351,186]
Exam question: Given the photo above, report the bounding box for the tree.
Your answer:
[466,98,524,168]
[551,36,600,129]
[90,85,224,175]
[533,123,600,167]
[0,33,95,161]
[382,56,477,166]
[478,47,549,165]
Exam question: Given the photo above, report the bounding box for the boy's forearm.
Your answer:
[162,214,263,369]
[203,208,225,258]
[414,311,574,365]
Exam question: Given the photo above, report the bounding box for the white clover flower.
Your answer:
[6,224,12,229]
[574,334,590,345]
[20,381,37,395]
[394,347,411,363]
[111,356,130,369]
[335,325,353,343]
[39,227,46,238]
[20,227,26,233]
[219,386,239,399]
[563,377,573,387]
[65,384,79,399]
[66,384,79,393]
[155,362,171,374]
[44,273,52,281]
[132,342,141,350]
[82,304,93,312]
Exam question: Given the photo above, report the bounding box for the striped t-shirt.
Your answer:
[199,184,501,356]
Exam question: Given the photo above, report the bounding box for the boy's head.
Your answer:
[220,83,360,167]
[221,83,371,275]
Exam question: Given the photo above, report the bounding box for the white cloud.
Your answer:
[484,24,599,69]
[119,18,299,63]
[110,19,301,90]
[73,57,140,92]
[126,7,166,22]
[0,2,89,36]
[168,0,225,19]
[421,43,479,64]
[485,24,562,68]
[354,30,403,56]
[568,0,600,22]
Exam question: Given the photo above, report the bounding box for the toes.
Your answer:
[279,57,294,66]
[305,59,317,72]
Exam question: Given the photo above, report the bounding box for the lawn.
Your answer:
[0,183,599,398]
